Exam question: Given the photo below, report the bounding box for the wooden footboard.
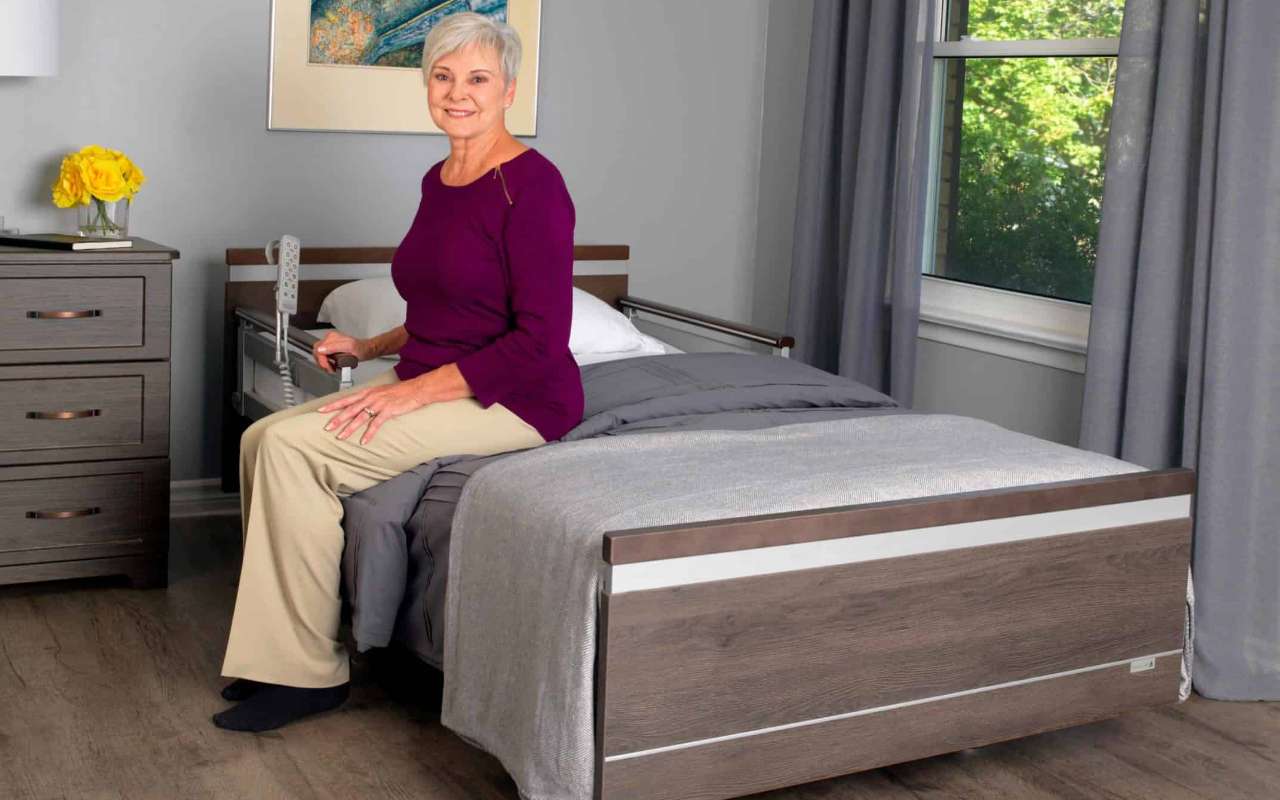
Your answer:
[595,469,1194,800]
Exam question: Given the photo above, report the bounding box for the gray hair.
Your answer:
[421,12,522,85]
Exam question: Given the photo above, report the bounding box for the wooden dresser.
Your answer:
[0,239,176,588]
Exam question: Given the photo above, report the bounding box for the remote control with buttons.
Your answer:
[275,234,300,315]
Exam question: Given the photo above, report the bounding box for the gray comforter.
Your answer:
[339,353,900,665]
[441,414,1143,800]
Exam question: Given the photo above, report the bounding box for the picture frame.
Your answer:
[268,0,542,135]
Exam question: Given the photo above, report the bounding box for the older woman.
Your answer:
[213,13,581,732]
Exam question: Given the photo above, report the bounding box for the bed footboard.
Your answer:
[595,469,1194,800]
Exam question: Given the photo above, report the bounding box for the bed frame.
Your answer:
[222,245,1193,800]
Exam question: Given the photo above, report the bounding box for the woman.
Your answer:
[214,13,582,732]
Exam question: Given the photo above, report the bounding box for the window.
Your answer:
[926,0,1123,304]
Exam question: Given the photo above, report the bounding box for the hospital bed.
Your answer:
[221,244,1193,800]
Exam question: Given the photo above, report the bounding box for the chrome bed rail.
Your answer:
[617,295,794,357]
[232,307,351,418]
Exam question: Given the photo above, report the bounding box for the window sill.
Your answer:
[918,275,1090,374]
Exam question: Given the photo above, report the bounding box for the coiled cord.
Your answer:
[275,308,298,408]
[278,355,297,408]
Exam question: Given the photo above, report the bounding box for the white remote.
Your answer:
[276,234,300,315]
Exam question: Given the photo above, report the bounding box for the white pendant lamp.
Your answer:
[0,0,60,76]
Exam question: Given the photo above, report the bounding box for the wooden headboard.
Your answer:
[224,243,630,328]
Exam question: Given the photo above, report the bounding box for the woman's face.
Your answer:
[426,44,517,138]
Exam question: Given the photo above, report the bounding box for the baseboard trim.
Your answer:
[171,479,239,518]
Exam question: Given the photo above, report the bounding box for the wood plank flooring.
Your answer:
[0,515,1276,800]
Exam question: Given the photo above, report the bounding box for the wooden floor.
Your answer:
[0,516,1276,800]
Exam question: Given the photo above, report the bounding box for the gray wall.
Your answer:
[751,0,814,331]
[912,341,1085,445]
[0,0,774,480]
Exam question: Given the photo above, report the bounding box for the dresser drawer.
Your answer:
[0,262,170,364]
[0,362,169,466]
[0,459,168,568]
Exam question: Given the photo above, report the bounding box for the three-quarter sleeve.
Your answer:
[454,173,576,407]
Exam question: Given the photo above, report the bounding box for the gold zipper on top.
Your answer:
[494,164,514,206]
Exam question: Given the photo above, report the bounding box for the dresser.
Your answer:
[0,239,175,588]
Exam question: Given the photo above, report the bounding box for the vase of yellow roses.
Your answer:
[51,145,146,239]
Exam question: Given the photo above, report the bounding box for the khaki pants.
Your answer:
[222,368,545,688]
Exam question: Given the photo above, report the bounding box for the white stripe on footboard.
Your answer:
[603,650,1184,763]
[607,495,1191,594]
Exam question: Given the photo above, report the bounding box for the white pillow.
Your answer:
[569,287,647,354]
[316,277,406,340]
[574,332,681,365]
[318,279,649,355]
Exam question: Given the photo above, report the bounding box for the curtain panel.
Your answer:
[787,0,937,404]
[1081,0,1280,700]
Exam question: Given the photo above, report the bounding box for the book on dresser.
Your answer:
[0,238,177,589]
[0,233,136,251]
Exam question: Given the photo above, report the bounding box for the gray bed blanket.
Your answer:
[439,414,1143,800]
[339,353,900,663]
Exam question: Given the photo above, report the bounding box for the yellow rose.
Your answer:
[51,153,91,208]
[118,155,146,196]
[80,155,129,203]
[51,146,145,208]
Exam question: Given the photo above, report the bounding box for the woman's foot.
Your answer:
[220,678,263,702]
[211,682,350,732]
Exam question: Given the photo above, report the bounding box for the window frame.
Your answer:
[918,2,1121,372]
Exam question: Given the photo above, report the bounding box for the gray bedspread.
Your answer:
[339,353,900,665]
[440,414,1143,800]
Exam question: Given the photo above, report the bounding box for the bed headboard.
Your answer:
[224,243,630,328]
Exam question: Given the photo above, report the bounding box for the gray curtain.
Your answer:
[787,0,937,404]
[1081,0,1280,700]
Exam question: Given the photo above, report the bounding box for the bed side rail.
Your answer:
[235,306,321,352]
[617,295,795,356]
[234,307,357,370]
[233,308,358,412]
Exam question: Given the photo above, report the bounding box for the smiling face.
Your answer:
[426,43,517,139]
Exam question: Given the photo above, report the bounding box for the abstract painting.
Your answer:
[309,0,509,70]
[268,0,541,135]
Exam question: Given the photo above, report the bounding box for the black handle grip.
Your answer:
[326,353,359,369]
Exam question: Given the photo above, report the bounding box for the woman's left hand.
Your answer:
[318,380,431,446]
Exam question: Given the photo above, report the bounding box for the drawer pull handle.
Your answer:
[26,309,102,320]
[26,409,102,420]
[26,507,102,520]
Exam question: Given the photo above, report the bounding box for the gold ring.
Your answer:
[360,407,376,417]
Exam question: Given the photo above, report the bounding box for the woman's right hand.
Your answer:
[313,330,374,373]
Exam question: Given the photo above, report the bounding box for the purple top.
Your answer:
[390,148,583,442]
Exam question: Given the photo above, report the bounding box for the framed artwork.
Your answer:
[268,0,542,135]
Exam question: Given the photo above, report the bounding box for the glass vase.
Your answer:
[77,197,130,239]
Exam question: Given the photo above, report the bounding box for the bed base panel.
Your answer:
[598,657,1180,800]
[595,468,1194,800]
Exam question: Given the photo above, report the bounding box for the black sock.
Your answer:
[220,678,263,702]
[211,682,349,732]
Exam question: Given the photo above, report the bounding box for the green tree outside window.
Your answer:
[936,0,1123,303]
